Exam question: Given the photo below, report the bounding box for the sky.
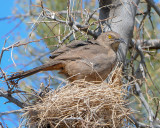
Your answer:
[0,1,54,127]
[0,0,160,127]
[0,1,26,127]
[0,0,16,69]
[0,1,27,70]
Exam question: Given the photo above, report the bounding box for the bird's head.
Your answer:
[96,31,126,51]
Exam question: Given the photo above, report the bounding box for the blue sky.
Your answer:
[0,0,160,127]
[0,0,17,126]
[0,1,27,70]
[0,1,55,127]
[0,1,26,127]
[0,0,15,69]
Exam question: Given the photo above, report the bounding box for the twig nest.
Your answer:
[23,73,130,128]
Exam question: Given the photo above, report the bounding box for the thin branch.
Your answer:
[134,82,155,126]
[47,15,97,37]
[139,4,151,29]
[134,40,160,94]
[3,35,61,51]
[73,21,98,38]
[40,75,67,83]
[0,10,98,21]
[60,30,74,43]
[45,9,98,38]
[67,0,71,22]
[0,39,8,65]
[0,68,10,89]
[0,122,4,128]
[56,10,98,20]
[84,10,97,25]
[0,110,23,116]
[2,19,23,38]
[0,14,31,21]
[22,51,52,68]
[0,90,27,108]
[129,115,149,128]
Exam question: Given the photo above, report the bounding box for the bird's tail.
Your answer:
[7,61,63,81]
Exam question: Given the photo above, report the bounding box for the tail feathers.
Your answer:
[7,61,64,81]
[7,67,43,81]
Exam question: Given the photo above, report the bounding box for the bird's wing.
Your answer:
[53,42,111,62]
[49,40,99,59]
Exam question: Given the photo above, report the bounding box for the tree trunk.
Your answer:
[99,0,140,62]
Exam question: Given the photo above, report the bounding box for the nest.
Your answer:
[22,67,130,128]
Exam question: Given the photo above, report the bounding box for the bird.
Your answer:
[7,31,124,83]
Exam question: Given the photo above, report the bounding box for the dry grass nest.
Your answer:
[22,67,131,128]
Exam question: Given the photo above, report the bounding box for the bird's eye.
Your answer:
[108,35,112,39]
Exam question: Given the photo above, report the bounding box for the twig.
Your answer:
[0,110,23,116]
[129,115,149,128]
[84,10,97,25]
[3,35,61,51]
[67,0,72,22]
[0,122,4,128]
[0,39,8,65]
[11,45,16,67]
[29,0,32,15]
[0,14,32,20]
[154,99,159,120]
[60,30,74,43]
[22,51,53,68]
[0,68,10,89]
[135,42,160,94]
[2,19,23,38]
[139,4,151,29]
[45,9,98,38]
[58,10,98,20]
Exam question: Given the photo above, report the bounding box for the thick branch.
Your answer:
[145,0,160,16]
[134,39,160,49]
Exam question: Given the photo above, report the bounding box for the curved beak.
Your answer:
[111,38,127,52]
[114,38,127,45]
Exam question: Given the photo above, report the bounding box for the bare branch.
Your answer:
[132,39,160,49]
[46,14,98,38]
[3,35,60,51]
[0,122,4,128]
[0,90,27,108]
[60,30,74,43]
[0,14,31,20]
[59,10,98,20]
[84,10,97,25]
[145,0,160,16]
[129,115,150,128]
[0,39,8,65]
[0,110,22,116]
[134,82,155,127]
[134,40,160,93]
